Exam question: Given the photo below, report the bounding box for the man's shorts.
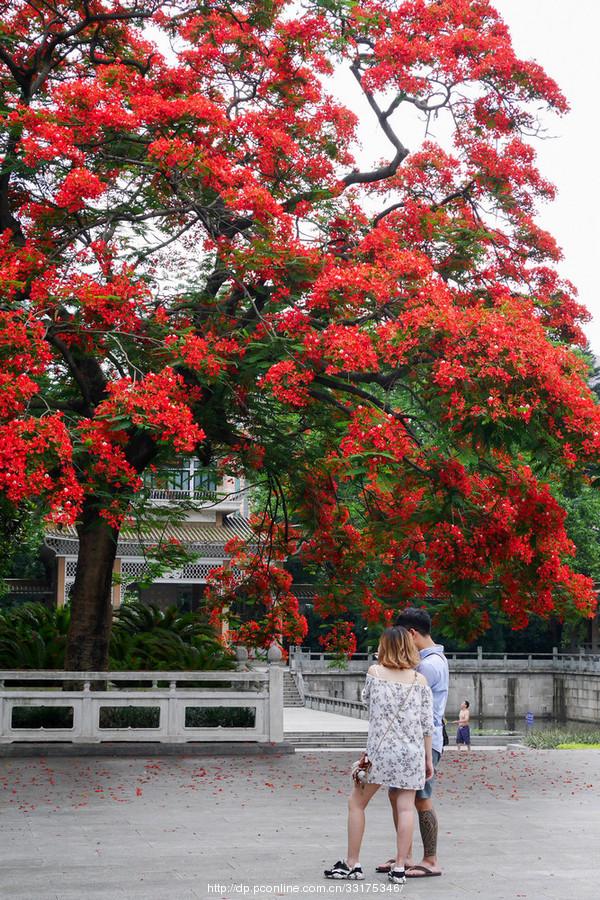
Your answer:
[456,725,471,746]
[416,748,441,800]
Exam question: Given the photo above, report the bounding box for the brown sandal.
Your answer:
[375,858,396,873]
[405,865,442,878]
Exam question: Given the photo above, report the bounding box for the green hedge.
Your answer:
[0,601,235,671]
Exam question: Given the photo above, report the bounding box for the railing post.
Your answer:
[295,668,305,703]
[553,646,558,661]
[268,665,283,742]
[477,646,483,662]
[168,679,178,738]
[79,680,96,742]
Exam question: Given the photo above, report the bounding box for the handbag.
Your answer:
[352,670,418,787]
[351,751,372,786]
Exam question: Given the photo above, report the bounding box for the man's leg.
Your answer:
[410,796,441,873]
[406,749,442,877]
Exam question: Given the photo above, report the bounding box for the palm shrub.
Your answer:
[0,601,235,671]
[109,602,235,671]
[0,603,70,669]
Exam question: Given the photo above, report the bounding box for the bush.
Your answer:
[184,706,255,728]
[0,601,235,671]
[0,603,69,668]
[9,703,254,730]
[11,706,74,729]
[109,601,235,671]
[98,706,161,729]
[524,727,600,749]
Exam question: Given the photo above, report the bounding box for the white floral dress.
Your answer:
[361,667,434,789]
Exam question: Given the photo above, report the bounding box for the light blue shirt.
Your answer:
[417,644,449,754]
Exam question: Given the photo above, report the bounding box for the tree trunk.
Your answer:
[64,501,119,671]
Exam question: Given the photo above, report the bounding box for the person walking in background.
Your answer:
[376,607,448,879]
[324,627,434,885]
[453,700,471,750]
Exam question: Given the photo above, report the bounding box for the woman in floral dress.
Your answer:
[325,626,434,885]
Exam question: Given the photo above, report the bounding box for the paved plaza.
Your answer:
[1,746,599,900]
[284,707,368,733]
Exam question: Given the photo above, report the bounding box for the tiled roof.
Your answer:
[45,517,254,555]
[291,584,321,600]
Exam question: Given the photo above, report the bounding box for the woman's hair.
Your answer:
[463,700,470,708]
[377,626,420,669]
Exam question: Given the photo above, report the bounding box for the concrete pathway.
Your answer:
[284,706,369,732]
[1,747,599,900]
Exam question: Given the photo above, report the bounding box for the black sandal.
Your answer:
[388,867,406,884]
[324,860,365,880]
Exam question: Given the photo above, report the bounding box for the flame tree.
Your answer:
[1,0,599,667]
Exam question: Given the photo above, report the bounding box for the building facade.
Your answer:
[44,458,251,611]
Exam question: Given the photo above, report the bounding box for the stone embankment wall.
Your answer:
[298,662,600,725]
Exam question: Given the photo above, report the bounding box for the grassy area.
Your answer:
[556,742,600,750]
[472,728,521,736]
[524,727,600,749]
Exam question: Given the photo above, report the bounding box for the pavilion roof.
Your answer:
[45,516,254,557]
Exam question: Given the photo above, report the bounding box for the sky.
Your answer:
[333,0,600,352]
[494,0,600,352]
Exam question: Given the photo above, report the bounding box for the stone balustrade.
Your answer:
[289,647,600,724]
[0,668,283,745]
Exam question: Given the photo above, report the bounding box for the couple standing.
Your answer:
[325,607,449,885]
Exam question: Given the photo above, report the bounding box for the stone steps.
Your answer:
[283,671,304,708]
[284,732,367,748]
[284,731,523,748]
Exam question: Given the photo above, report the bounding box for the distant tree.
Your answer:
[0,498,45,604]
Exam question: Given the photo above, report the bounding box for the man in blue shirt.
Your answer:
[377,607,449,878]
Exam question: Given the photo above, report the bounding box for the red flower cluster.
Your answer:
[54,168,107,212]
[97,369,205,453]
[0,415,82,524]
[259,360,315,407]
[340,407,414,465]
[319,622,357,659]
[204,547,308,650]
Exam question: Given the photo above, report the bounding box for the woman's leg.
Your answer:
[347,783,380,867]
[393,789,417,868]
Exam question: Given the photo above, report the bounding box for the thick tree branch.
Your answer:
[312,374,421,445]
[341,60,410,187]
[46,330,108,416]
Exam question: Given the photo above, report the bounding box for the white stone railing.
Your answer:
[303,692,368,720]
[0,669,283,745]
[289,646,600,674]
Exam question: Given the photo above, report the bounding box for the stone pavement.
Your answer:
[284,706,369,733]
[1,747,599,900]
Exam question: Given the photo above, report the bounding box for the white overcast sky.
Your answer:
[332,0,600,352]
[494,0,600,352]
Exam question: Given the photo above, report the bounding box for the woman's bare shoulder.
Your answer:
[367,664,379,677]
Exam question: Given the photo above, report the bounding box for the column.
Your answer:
[111,558,122,609]
[56,557,66,608]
